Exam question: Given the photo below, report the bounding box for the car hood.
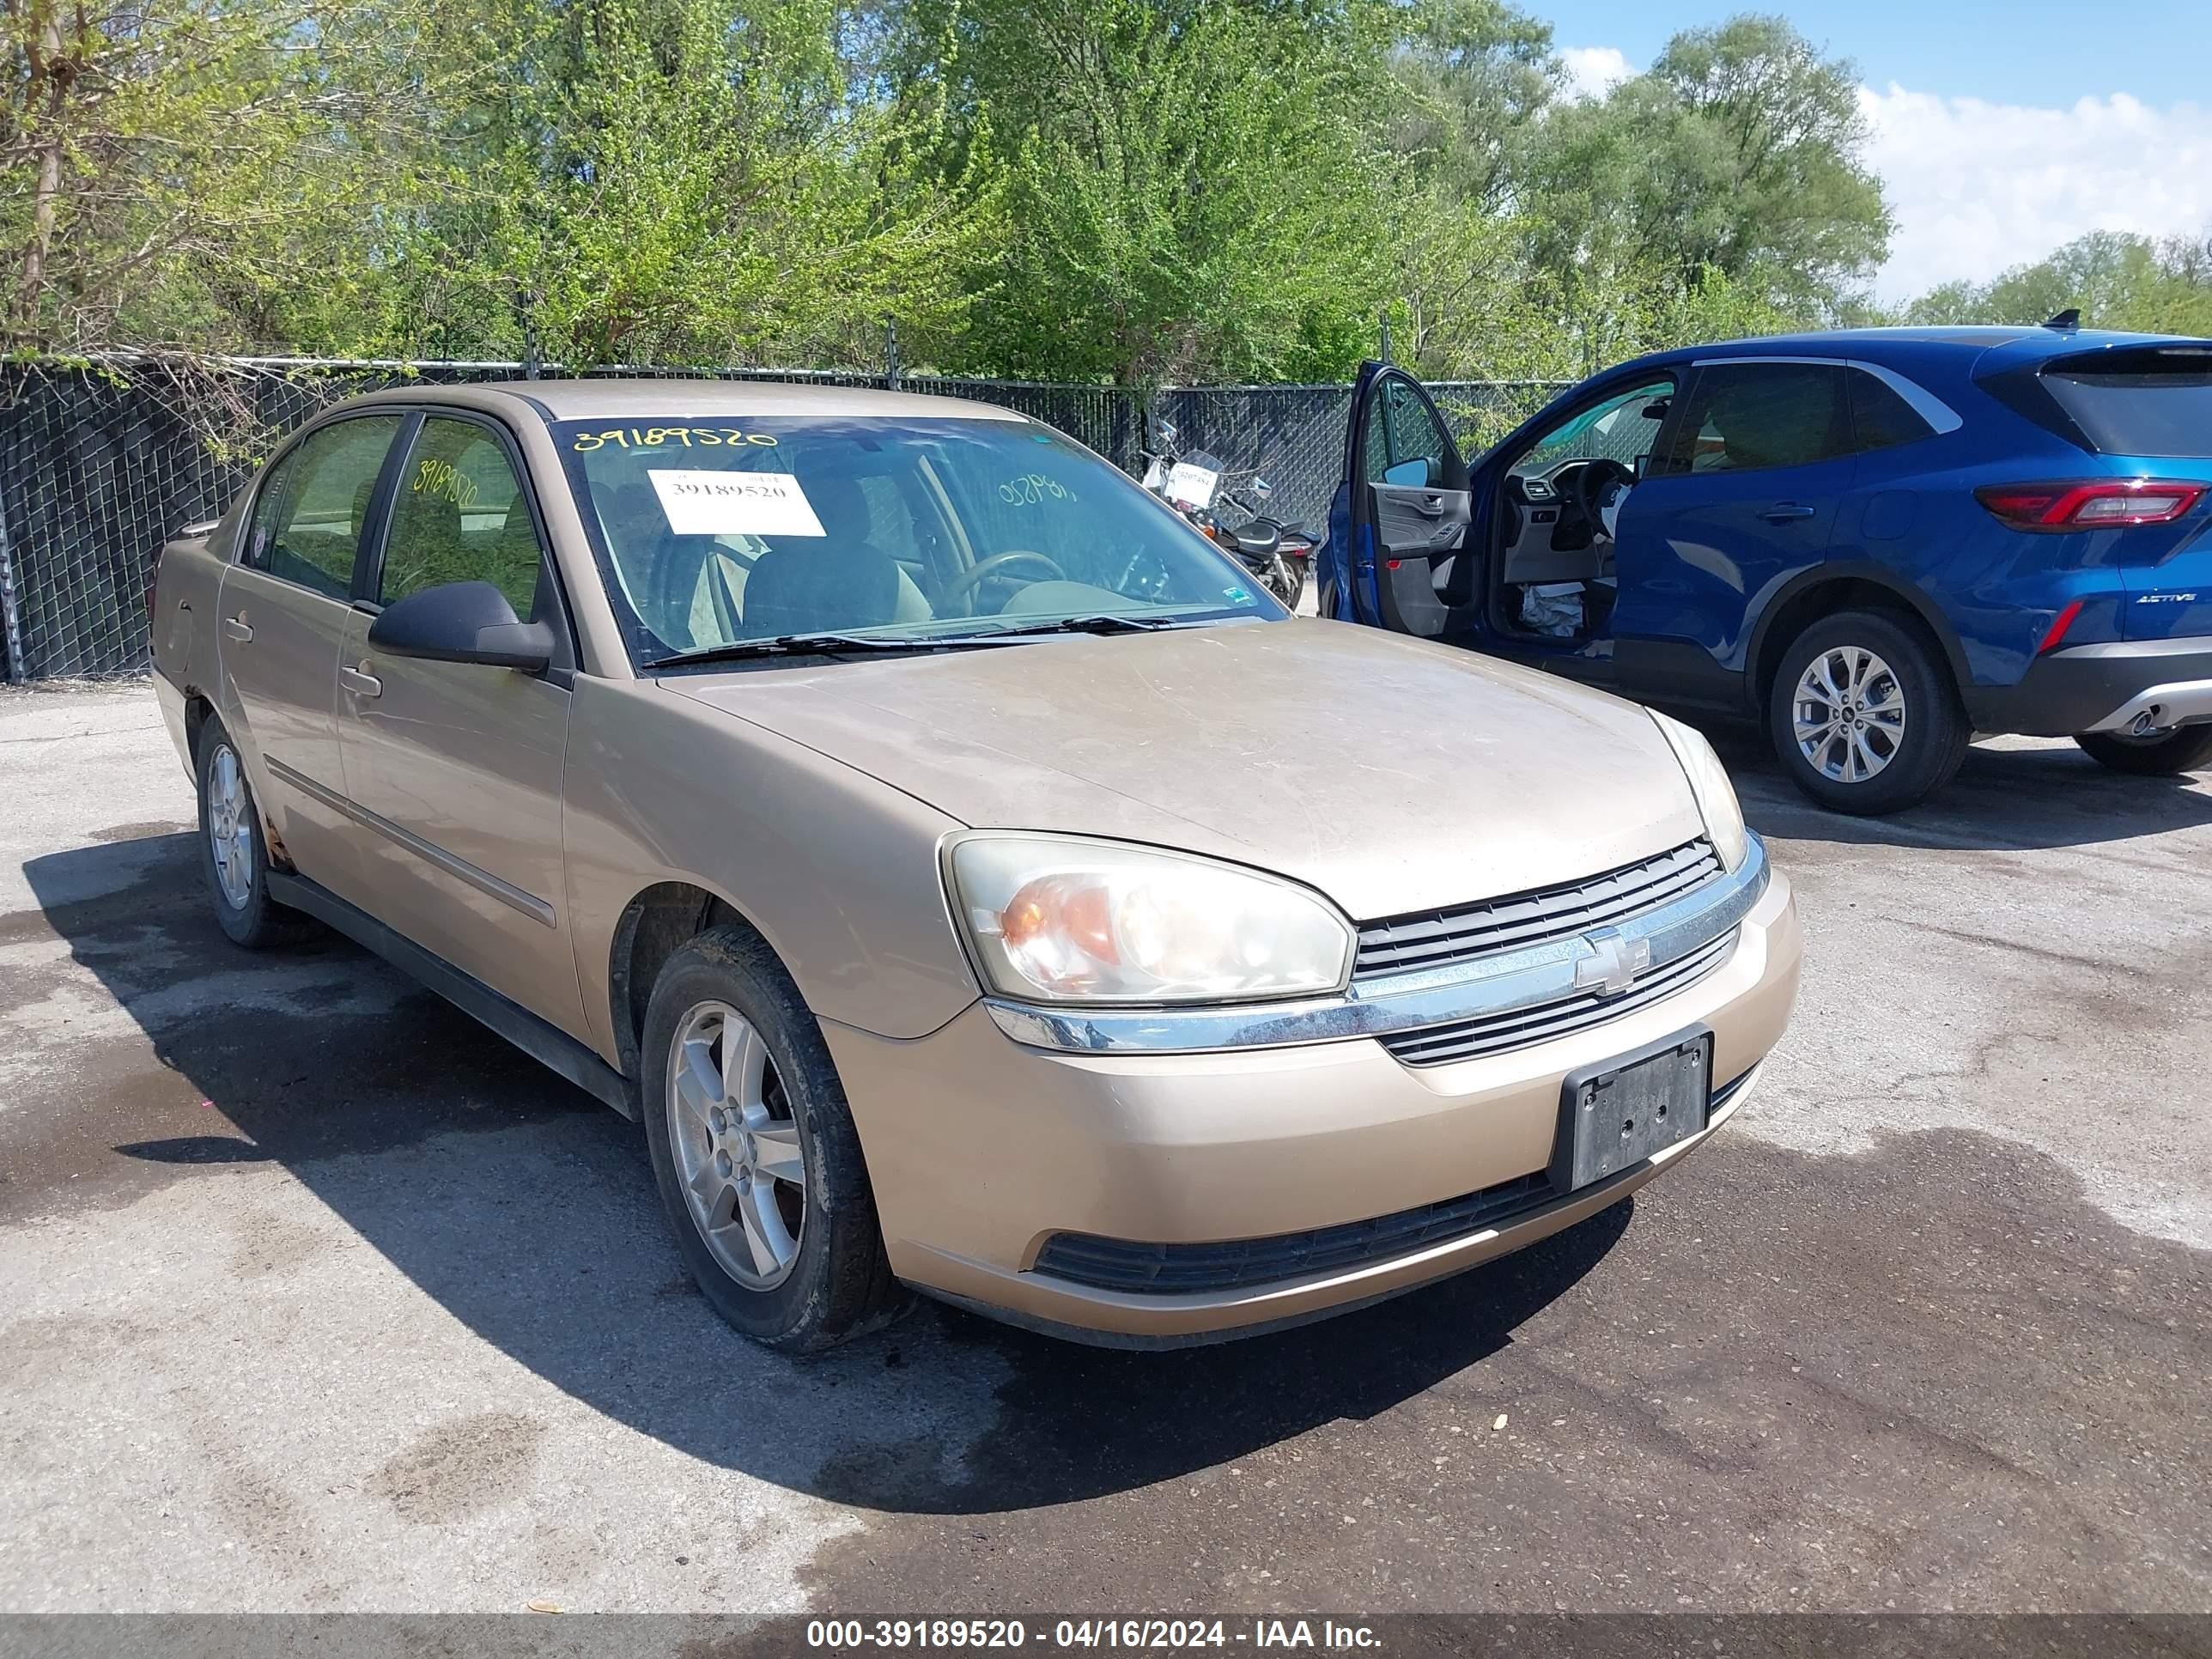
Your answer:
[662,619,1706,921]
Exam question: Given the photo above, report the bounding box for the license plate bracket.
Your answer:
[1549,1028,1713,1194]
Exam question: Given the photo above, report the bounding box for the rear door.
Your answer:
[216,412,405,890]
[1613,359,1854,684]
[334,410,588,1038]
[1327,362,1472,635]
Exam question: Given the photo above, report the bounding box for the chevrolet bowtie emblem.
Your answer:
[1574,931,1652,998]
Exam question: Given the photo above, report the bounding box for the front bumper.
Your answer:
[823,867,1801,1344]
[1963,635,2212,738]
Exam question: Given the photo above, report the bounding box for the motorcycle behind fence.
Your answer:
[1137,424,1320,611]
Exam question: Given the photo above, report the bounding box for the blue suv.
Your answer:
[1323,325,2212,812]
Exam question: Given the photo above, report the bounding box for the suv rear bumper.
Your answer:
[1963,636,2212,738]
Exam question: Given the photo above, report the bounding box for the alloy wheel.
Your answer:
[1792,645,1906,784]
[207,743,255,908]
[665,1000,807,1290]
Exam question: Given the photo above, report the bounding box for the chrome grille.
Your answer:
[1380,931,1736,1068]
[1354,839,1723,979]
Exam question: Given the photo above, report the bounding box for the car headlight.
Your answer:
[1650,710,1749,872]
[946,835,1354,1004]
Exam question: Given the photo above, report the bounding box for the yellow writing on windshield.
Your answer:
[996,472,1077,506]
[569,427,780,453]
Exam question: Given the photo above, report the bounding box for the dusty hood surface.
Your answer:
[663,618,1705,921]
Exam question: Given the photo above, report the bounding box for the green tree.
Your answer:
[1902,231,2212,337]
[0,0,453,350]
[895,0,1402,383]
[1520,14,1889,315]
[382,0,999,368]
[1382,0,1558,210]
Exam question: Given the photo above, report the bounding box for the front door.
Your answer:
[1327,362,1473,635]
[334,411,587,1039]
[215,412,405,891]
[1613,360,1854,691]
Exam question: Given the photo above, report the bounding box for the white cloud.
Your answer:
[1859,85,2212,304]
[1535,47,2212,305]
[1559,46,1634,103]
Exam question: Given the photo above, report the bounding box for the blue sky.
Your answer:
[1533,0,2212,106]
[1530,3,2212,301]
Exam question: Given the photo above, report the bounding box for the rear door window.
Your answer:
[1655,363,1850,476]
[1845,369,1939,453]
[243,416,402,599]
[2039,347,2212,458]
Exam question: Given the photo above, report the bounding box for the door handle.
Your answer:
[1760,503,1819,523]
[339,662,383,699]
[223,614,253,642]
[1412,495,1447,517]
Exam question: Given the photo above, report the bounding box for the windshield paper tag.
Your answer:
[1164,462,1219,509]
[648,469,825,538]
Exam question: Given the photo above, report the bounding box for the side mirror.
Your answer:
[1250,477,1274,501]
[1156,420,1180,447]
[1382,456,1436,488]
[368,580,553,672]
[1640,399,1671,420]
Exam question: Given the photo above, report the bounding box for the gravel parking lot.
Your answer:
[1,680,2208,1617]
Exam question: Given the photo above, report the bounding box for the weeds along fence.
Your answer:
[0,356,1565,681]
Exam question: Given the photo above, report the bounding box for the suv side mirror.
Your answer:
[368,580,553,672]
[1382,456,1437,488]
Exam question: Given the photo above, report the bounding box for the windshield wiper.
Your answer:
[647,633,957,668]
[969,613,1188,639]
[647,613,1200,669]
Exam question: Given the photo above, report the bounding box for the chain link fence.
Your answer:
[0,357,1564,681]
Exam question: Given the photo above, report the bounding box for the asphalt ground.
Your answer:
[1,681,2207,1622]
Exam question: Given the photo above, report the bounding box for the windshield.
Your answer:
[552,416,1284,665]
[1510,380,1674,480]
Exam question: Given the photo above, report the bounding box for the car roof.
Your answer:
[1647,325,2198,368]
[342,377,1034,424]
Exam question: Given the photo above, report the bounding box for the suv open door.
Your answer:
[1322,362,1473,635]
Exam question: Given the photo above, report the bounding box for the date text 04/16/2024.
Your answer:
[804,1620,1383,1650]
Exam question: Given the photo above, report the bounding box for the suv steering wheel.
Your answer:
[1569,459,1633,539]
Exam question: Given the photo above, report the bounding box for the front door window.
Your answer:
[380,418,545,616]
[1364,377,1455,488]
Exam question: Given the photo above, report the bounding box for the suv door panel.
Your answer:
[1616,362,1853,674]
[1340,366,1472,636]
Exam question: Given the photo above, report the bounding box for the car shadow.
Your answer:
[1689,721,2212,853]
[19,831,1630,1517]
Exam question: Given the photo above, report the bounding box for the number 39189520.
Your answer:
[569,427,780,452]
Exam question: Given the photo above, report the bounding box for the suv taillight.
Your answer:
[1975,479,2208,532]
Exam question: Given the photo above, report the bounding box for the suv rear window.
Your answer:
[2038,345,2212,459]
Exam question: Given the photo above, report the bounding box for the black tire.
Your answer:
[2075,725,2212,776]
[194,719,316,949]
[640,925,903,1352]
[1766,609,1968,816]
